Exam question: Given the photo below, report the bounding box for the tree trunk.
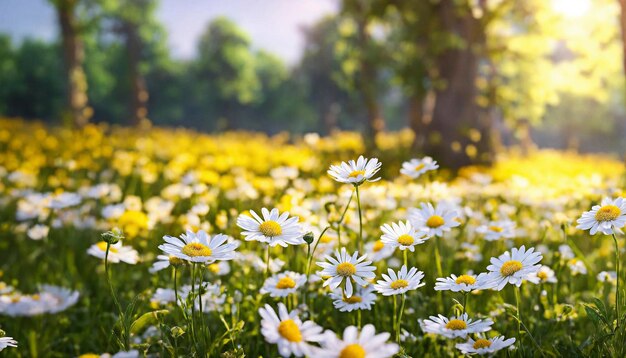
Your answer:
[56,0,90,128]
[122,22,149,127]
[427,0,493,169]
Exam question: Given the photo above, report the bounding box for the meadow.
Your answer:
[1,118,626,357]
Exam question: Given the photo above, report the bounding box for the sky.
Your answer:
[0,0,338,64]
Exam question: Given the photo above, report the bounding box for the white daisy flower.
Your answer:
[364,240,394,262]
[434,273,493,292]
[476,220,516,241]
[0,285,80,316]
[237,208,304,247]
[597,270,617,284]
[206,261,230,276]
[194,283,226,312]
[409,202,460,237]
[380,221,428,252]
[527,265,557,284]
[261,271,307,298]
[27,224,49,240]
[0,336,17,351]
[568,259,587,276]
[149,254,185,273]
[329,285,377,312]
[316,324,399,358]
[374,265,425,296]
[158,230,238,264]
[455,335,516,355]
[150,286,190,305]
[48,192,81,209]
[317,248,376,298]
[558,244,575,260]
[486,246,543,291]
[576,197,626,235]
[327,156,382,185]
[258,303,325,357]
[400,157,438,179]
[420,313,493,339]
[87,241,139,264]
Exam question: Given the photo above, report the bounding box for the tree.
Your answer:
[191,17,260,130]
[49,0,91,127]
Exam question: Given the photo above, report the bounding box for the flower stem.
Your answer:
[515,285,522,336]
[462,292,468,315]
[336,190,355,243]
[403,250,408,267]
[612,233,621,330]
[397,293,406,344]
[264,246,271,279]
[104,243,127,350]
[355,185,363,253]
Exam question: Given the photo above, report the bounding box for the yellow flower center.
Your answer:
[181,242,212,257]
[473,339,492,349]
[373,240,385,252]
[343,295,363,303]
[339,344,366,358]
[31,294,40,301]
[169,255,185,266]
[445,319,467,330]
[277,319,302,342]
[259,220,282,237]
[276,277,297,289]
[595,205,621,222]
[96,241,118,253]
[414,163,425,171]
[397,234,414,246]
[390,279,409,289]
[537,271,548,280]
[348,170,366,179]
[337,262,357,277]
[320,234,333,244]
[426,215,445,228]
[207,263,220,273]
[455,275,476,285]
[79,354,102,358]
[500,260,523,277]
[489,226,503,232]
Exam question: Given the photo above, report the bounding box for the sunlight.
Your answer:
[552,0,592,18]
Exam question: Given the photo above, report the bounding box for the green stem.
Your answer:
[515,285,522,336]
[613,233,621,330]
[355,185,363,253]
[397,293,406,344]
[265,246,271,279]
[104,243,127,350]
[393,294,397,337]
[434,238,443,278]
[462,292,468,315]
[337,190,355,243]
[403,250,408,268]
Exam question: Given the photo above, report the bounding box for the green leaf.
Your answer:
[130,310,169,335]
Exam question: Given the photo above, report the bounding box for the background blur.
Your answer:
[1,0,625,168]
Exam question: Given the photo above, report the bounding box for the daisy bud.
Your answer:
[303,232,314,245]
[170,326,185,338]
[101,227,124,245]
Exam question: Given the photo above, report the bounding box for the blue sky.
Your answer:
[0,0,338,64]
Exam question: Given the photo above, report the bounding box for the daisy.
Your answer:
[0,335,17,351]
[380,221,428,252]
[237,208,304,247]
[597,271,618,284]
[327,156,382,185]
[476,220,516,241]
[39,285,80,314]
[577,197,626,235]
[486,246,543,291]
[455,336,516,355]
[400,157,438,179]
[158,230,239,264]
[87,241,139,264]
[27,224,49,240]
[261,271,307,298]
[316,324,399,358]
[150,286,190,305]
[317,248,376,298]
[329,285,377,312]
[374,265,425,296]
[207,261,231,276]
[149,254,185,273]
[420,313,493,339]
[364,240,394,262]
[435,273,493,292]
[258,303,325,357]
[409,202,460,237]
[527,265,557,284]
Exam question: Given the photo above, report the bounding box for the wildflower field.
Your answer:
[1,118,626,357]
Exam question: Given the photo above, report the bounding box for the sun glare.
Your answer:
[552,0,592,18]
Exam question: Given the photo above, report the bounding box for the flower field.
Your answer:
[1,118,626,357]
